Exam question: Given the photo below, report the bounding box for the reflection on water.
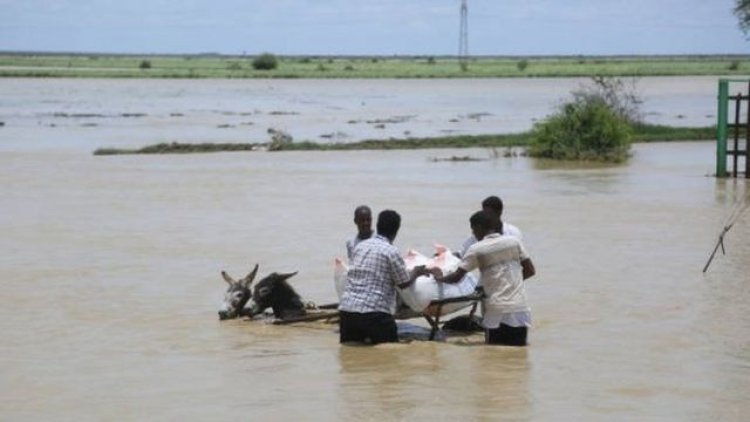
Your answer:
[471,347,531,420]
[1,79,750,420]
[338,345,427,420]
[337,342,530,420]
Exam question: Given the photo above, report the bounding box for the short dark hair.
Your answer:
[470,210,495,231]
[376,210,401,239]
[481,196,504,215]
[353,205,371,219]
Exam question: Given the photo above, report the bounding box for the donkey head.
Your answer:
[251,271,306,320]
[218,264,259,320]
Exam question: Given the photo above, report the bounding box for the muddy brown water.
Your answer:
[1,78,749,420]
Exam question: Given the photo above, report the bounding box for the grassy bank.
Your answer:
[93,124,715,155]
[3,53,750,78]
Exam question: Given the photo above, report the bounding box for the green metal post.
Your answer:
[716,79,728,177]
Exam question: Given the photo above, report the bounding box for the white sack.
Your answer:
[334,244,478,316]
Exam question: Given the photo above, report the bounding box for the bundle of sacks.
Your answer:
[334,245,479,317]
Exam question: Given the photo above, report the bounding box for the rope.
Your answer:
[703,195,750,273]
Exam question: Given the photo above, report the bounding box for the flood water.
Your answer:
[0,76,722,152]
[1,77,749,421]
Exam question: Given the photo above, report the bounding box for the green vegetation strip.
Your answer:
[93,124,716,156]
[3,53,750,78]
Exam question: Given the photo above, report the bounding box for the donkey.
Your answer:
[218,264,307,321]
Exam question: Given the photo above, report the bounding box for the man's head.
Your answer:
[481,196,504,218]
[470,210,500,241]
[376,209,401,242]
[481,196,505,233]
[353,205,373,239]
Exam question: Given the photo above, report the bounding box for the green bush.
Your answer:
[252,53,278,70]
[139,60,151,69]
[517,59,529,72]
[528,98,632,162]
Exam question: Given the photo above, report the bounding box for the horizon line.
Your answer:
[2,50,750,59]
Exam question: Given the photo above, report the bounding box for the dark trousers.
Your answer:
[339,311,398,345]
[485,324,528,346]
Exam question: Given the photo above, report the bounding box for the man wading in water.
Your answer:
[458,195,522,258]
[436,210,536,346]
[338,209,434,344]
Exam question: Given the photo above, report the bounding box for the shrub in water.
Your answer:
[252,53,278,70]
[573,76,642,124]
[528,97,632,162]
[268,128,293,151]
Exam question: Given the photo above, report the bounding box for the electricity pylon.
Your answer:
[458,0,469,71]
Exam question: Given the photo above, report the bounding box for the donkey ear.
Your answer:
[242,264,259,287]
[221,271,236,285]
[278,271,298,281]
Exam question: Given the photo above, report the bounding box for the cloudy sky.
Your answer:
[1,0,748,55]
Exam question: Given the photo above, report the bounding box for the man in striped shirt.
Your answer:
[338,209,431,344]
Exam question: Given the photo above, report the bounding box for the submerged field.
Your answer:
[2,53,750,78]
[92,124,717,155]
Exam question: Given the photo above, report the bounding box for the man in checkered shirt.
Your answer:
[338,209,432,344]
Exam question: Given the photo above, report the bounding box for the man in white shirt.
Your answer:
[346,205,373,261]
[437,210,536,346]
[458,195,521,258]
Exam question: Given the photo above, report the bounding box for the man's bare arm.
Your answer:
[435,267,467,285]
[397,265,430,289]
[522,258,535,280]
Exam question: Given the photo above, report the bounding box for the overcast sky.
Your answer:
[1,0,748,55]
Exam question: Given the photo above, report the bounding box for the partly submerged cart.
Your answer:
[274,289,484,341]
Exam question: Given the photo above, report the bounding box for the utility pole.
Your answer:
[458,0,469,71]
